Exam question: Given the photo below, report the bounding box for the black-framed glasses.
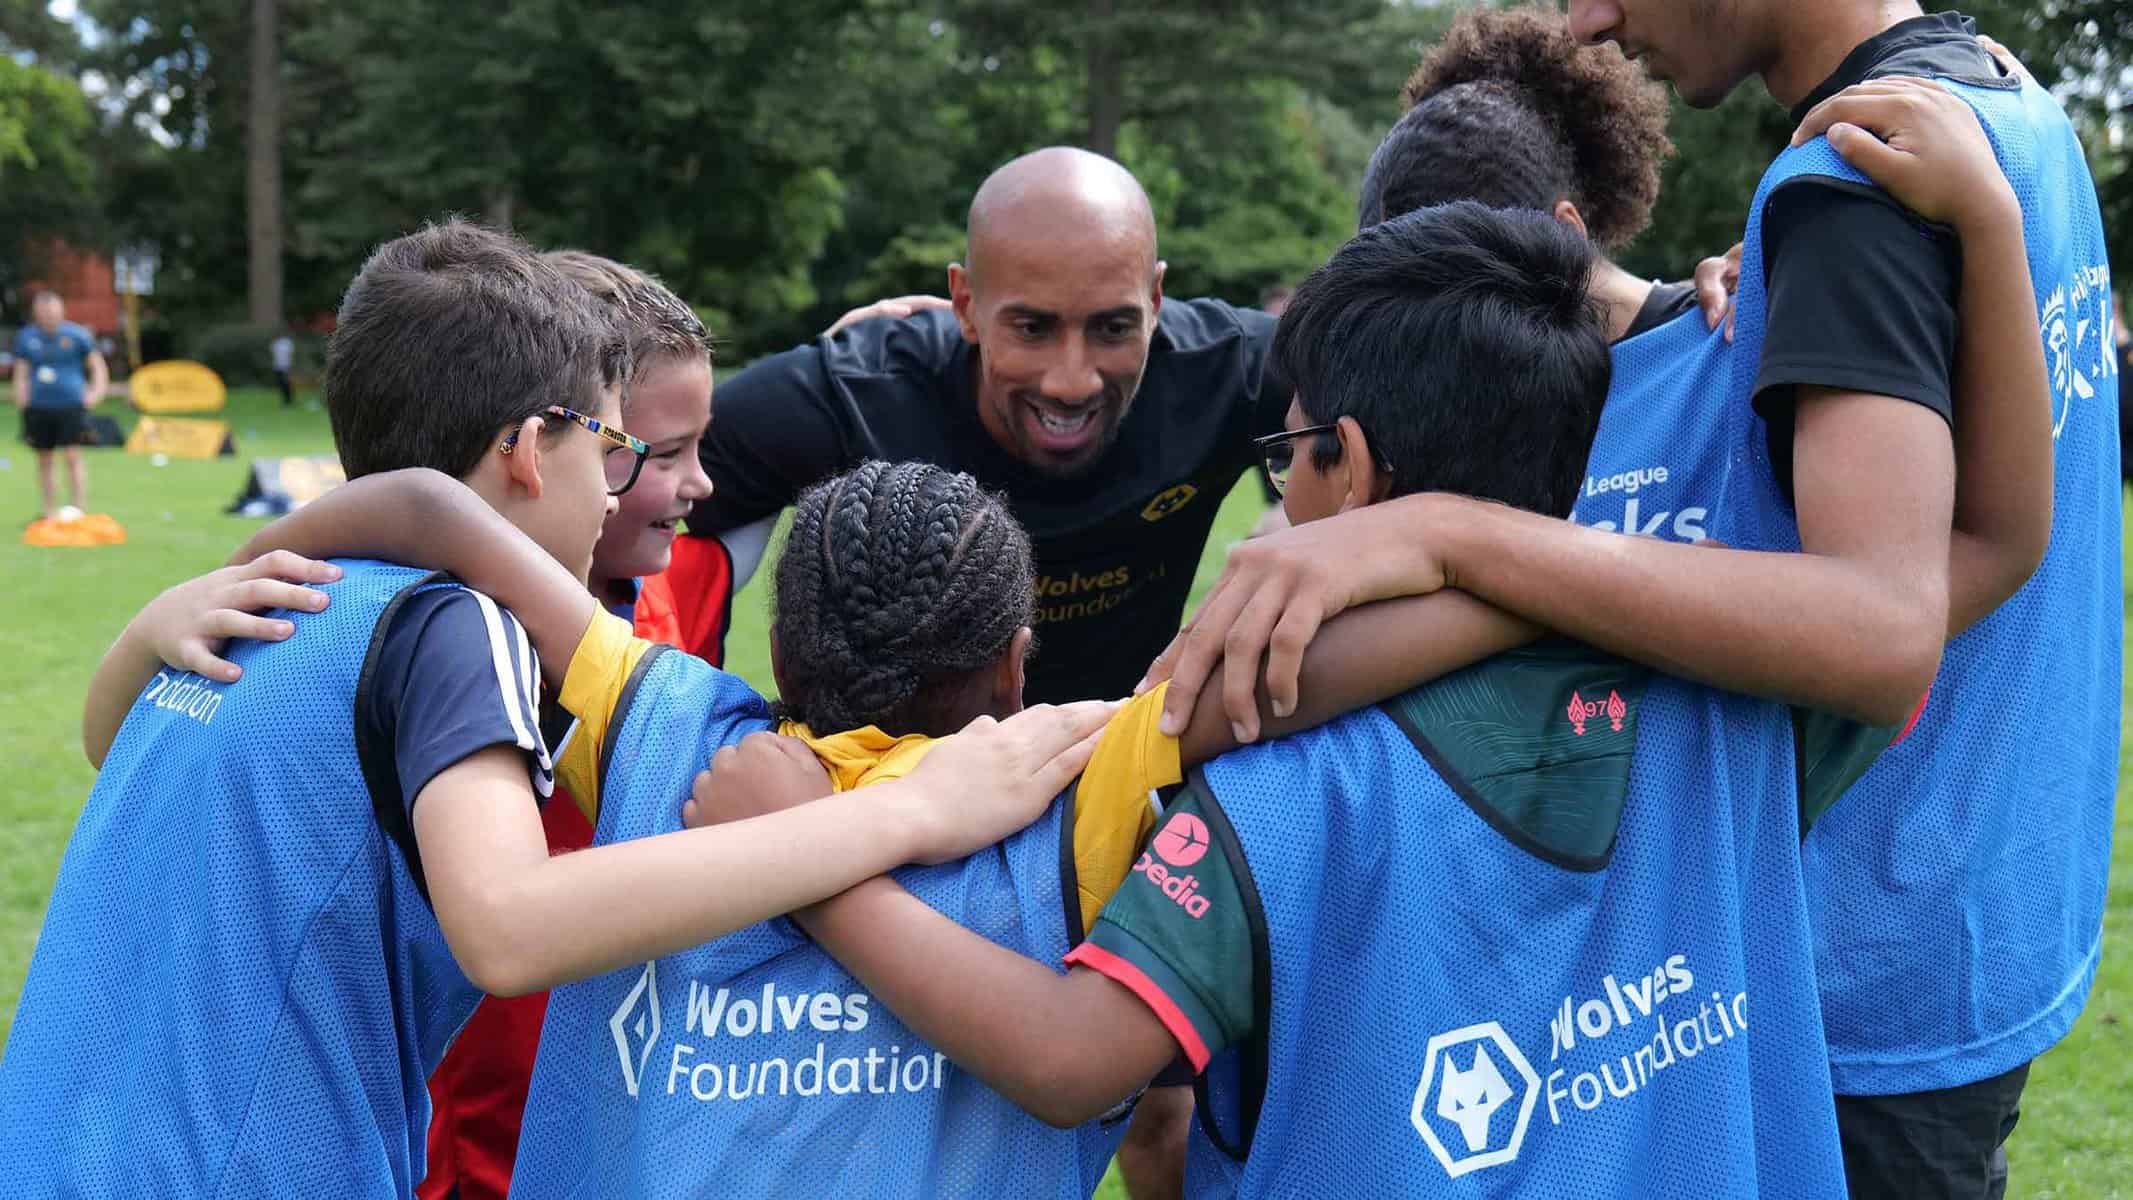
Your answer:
[1253,422,1394,497]
[502,405,651,496]
[1253,423,1340,497]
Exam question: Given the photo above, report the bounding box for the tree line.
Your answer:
[2,0,2124,368]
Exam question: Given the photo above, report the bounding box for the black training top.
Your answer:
[2117,339,2132,484]
[688,301,1288,703]
[1751,13,2000,498]
[1625,280,1699,341]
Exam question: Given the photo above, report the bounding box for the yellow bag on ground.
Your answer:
[130,361,227,414]
[126,416,233,459]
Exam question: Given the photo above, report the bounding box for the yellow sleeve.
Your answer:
[554,609,655,822]
[1068,684,1182,935]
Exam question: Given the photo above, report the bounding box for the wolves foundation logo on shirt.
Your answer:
[611,961,663,1097]
[601,962,949,1106]
[1411,1022,1540,1178]
[1407,952,1751,1179]
[2043,262,2116,439]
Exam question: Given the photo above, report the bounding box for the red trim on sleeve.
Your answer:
[1065,941,1211,1073]
[1894,684,1930,746]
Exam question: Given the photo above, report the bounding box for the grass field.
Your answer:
[0,388,2126,1194]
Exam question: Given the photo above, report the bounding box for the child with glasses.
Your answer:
[0,221,1109,1200]
[414,251,727,1200]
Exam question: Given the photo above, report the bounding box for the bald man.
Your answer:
[685,147,1290,706]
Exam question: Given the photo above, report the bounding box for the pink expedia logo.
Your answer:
[1566,689,1628,736]
[1152,812,1209,866]
[1134,812,1213,919]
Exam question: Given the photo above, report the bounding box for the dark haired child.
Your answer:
[1147,61,2077,1200]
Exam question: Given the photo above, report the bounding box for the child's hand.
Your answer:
[681,732,833,829]
[1976,34,2035,86]
[1144,499,1452,741]
[127,551,341,683]
[823,295,953,338]
[898,701,1117,864]
[1789,77,2018,233]
[1693,243,1743,342]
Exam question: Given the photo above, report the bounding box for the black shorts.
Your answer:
[1835,1062,2031,1200]
[21,405,88,451]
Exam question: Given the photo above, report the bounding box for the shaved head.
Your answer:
[966,147,1158,284]
[949,147,1167,478]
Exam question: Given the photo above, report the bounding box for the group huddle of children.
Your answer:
[0,8,2116,1199]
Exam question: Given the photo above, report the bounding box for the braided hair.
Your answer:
[1359,6,1672,250]
[773,460,1036,737]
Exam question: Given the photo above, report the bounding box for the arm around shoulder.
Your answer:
[794,878,1181,1126]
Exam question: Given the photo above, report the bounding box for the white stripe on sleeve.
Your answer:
[469,590,539,756]
[509,612,558,796]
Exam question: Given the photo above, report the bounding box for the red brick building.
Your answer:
[21,241,120,335]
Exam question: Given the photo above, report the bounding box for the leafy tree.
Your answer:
[1622,0,2130,278]
[0,57,99,306]
[246,0,282,324]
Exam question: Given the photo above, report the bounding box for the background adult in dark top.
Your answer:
[687,147,1287,709]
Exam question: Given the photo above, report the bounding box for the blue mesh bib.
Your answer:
[0,561,482,1199]
[1739,76,2119,1094]
[1181,678,1843,1197]
[513,649,1126,1198]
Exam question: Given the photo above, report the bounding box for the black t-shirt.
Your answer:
[1624,280,1698,341]
[2117,339,2133,483]
[1751,12,2009,496]
[691,301,1288,703]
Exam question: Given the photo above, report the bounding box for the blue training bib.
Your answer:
[513,649,1126,1199]
[0,562,483,1199]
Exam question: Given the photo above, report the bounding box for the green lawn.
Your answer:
[0,388,2125,1194]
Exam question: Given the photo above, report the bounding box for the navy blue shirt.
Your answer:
[361,586,562,822]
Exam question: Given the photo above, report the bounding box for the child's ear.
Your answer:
[501,415,547,500]
[1335,416,1382,512]
[994,626,1034,715]
[1552,199,1591,241]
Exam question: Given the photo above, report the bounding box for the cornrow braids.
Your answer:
[544,250,714,386]
[773,461,1036,737]
[1368,6,1672,250]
